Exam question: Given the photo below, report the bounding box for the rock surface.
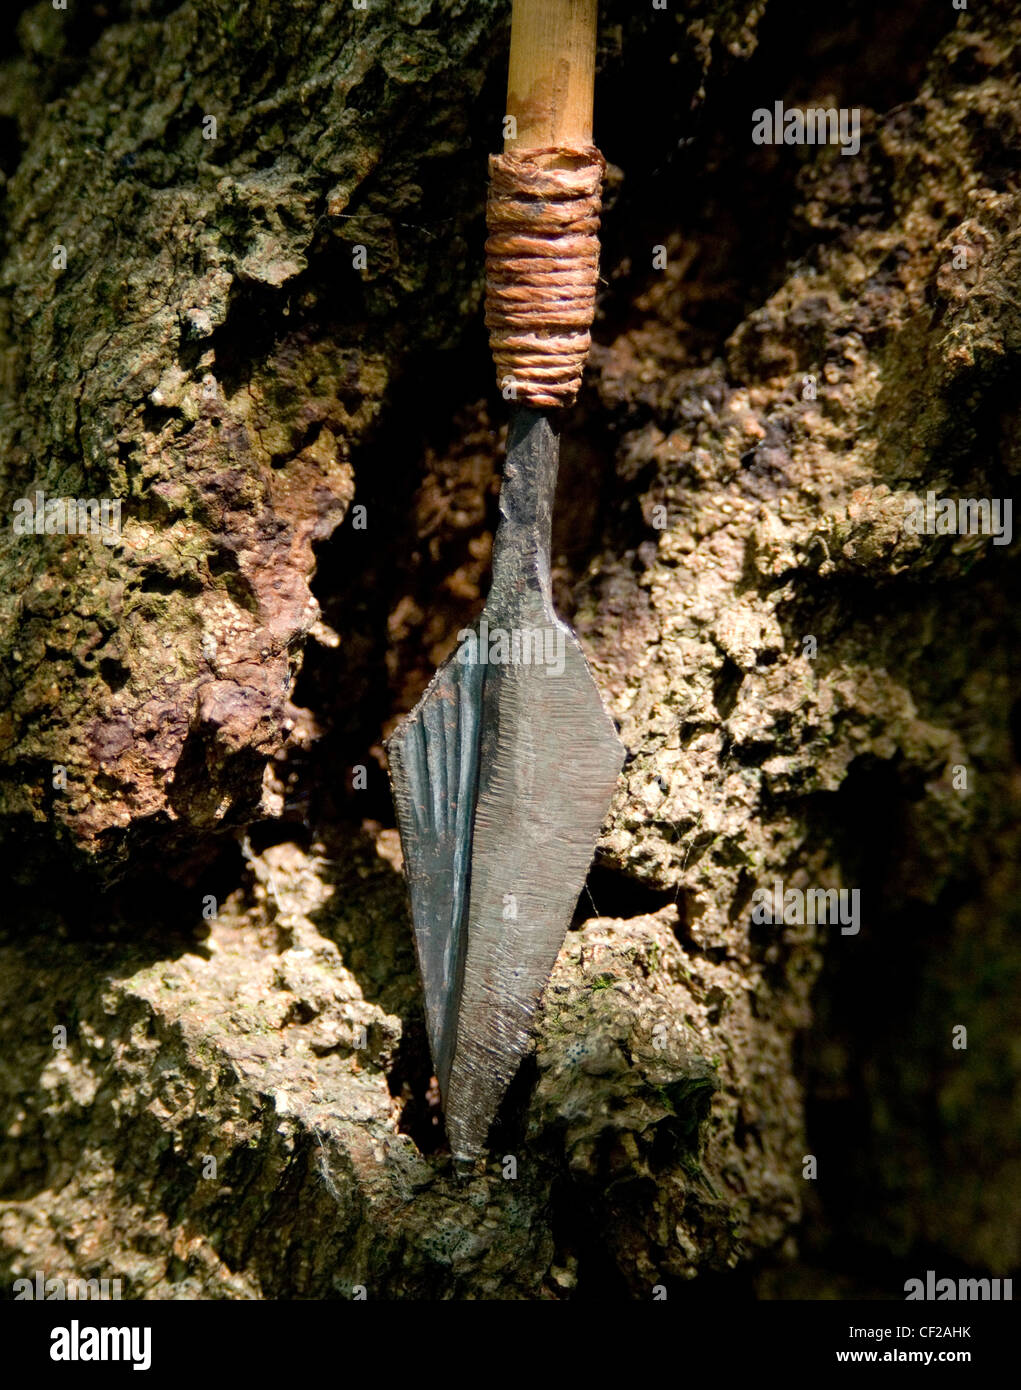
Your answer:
[0,0,1018,1297]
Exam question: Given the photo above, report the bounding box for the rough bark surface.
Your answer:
[1,0,1018,1298]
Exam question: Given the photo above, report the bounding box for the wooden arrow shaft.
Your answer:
[505,0,598,152]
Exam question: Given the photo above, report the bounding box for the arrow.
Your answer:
[387,0,621,1162]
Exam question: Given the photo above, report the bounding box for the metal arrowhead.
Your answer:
[387,408,624,1160]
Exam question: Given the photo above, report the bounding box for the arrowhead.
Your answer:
[388,404,623,1159]
[388,604,623,1159]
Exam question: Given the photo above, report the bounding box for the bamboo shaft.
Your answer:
[504,0,597,152]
